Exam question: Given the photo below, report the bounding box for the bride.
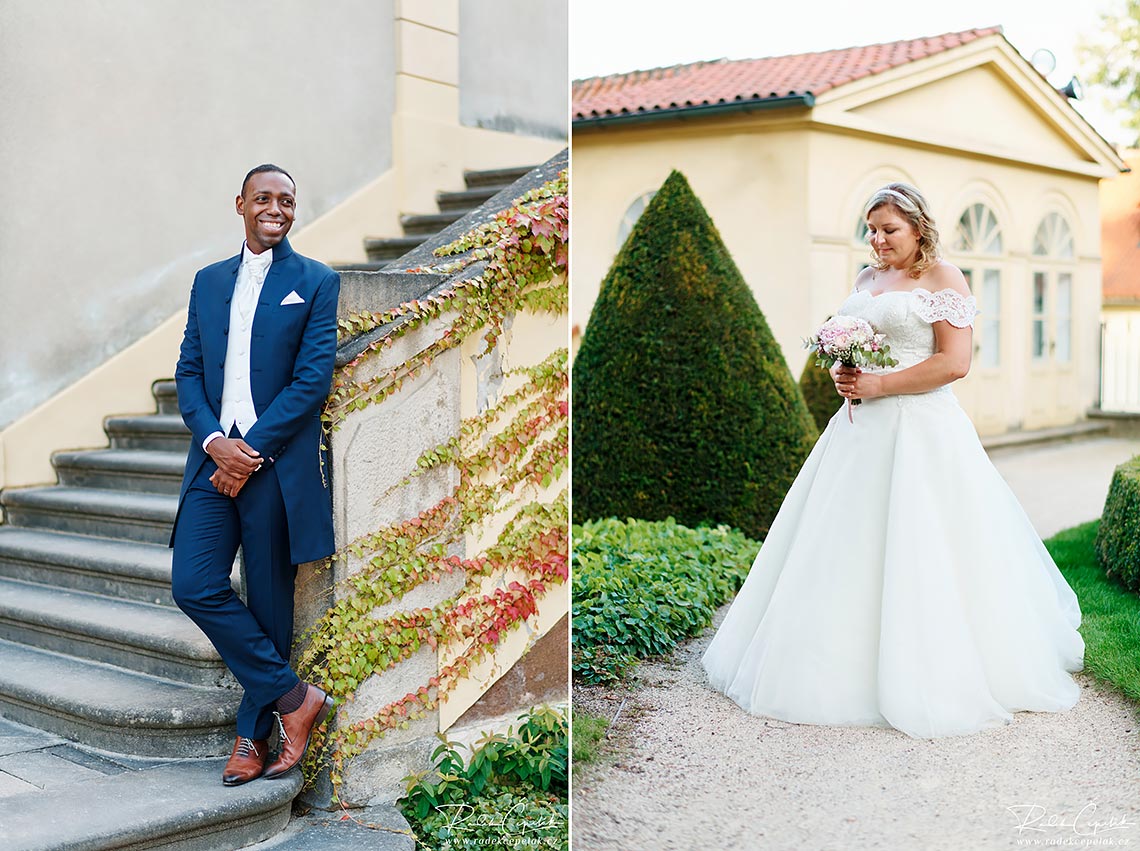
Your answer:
[700,183,1084,738]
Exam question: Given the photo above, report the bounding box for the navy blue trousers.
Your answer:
[171,455,301,740]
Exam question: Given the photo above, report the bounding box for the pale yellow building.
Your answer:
[572,27,1125,436]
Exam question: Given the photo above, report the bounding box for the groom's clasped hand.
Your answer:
[206,437,263,498]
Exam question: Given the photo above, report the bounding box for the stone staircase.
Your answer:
[0,380,305,849]
[0,154,564,848]
[341,165,536,270]
[0,380,241,754]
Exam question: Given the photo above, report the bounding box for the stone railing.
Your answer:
[296,151,568,807]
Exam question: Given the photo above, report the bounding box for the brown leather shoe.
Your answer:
[263,683,334,780]
[222,736,268,786]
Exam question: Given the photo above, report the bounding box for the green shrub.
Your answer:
[798,351,843,431]
[572,170,818,539]
[1095,455,1140,592]
[400,705,567,850]
[572,517,759,684]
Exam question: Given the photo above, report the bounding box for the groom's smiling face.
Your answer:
[237,171,296,253]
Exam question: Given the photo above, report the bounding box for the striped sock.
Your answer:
[276,681,308,715]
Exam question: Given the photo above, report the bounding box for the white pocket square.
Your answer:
[280,290,305,305]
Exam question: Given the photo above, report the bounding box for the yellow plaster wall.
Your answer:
[571,120,812,373]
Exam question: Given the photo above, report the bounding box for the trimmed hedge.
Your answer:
[572,170,818,539]
[1095,455,1140,592]
[798,351,843,431]
[572,517,760,684]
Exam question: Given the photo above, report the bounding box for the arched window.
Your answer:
[951,203,1004,369]
[616,191,656,250]
[1031,213,1076,364]
[953,203,1003,254]
[1033,212,1074,259]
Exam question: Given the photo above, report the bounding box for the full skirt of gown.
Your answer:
[700,385,1085,738]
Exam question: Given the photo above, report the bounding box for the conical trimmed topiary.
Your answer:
[572,170,818,539]
[798,351,844,431]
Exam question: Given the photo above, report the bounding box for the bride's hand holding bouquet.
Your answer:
[804,315,898,421]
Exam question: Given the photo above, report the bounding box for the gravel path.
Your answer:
[573,436,1140,849]
[572,614,1140,850]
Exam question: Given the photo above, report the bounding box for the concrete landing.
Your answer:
[0,715,415,850]
[247,803,415,850]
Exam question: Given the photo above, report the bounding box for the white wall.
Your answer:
[459,0,568,140]
[0,1,397,427]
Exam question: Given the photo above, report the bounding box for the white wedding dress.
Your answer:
[701,285,1084,738]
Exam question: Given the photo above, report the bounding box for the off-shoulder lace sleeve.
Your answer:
[912,288,978,328]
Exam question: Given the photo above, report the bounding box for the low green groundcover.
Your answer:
[400,705,567,850]
[572,517,759,685]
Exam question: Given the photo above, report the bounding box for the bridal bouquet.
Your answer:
[804,315,897,420]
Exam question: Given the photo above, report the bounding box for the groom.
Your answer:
[170,164,339,786]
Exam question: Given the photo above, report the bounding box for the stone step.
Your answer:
[363,235,428,264]
[153,379,180,415]
[0,638,238,758]
[0,758,301,851]
[399,210,465,237]
[982,420,1113,453]
[53,448,186,495]
[0,527,180,606]
[105,414,192,452]
[436,184,501,212]
[1,486,177,545]
[463,164,536,189]
[0,576,229,686]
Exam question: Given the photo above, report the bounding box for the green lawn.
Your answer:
[1046,520,1140,704]
[570,709,609,772]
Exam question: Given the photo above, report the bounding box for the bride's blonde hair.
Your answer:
[863,182,941,279]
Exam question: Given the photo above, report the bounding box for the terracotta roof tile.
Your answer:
[574,27,1003,121]
[1102,151,1140,302]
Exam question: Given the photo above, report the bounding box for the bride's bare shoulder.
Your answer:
[922,261,971,298]
[853,265,877,291]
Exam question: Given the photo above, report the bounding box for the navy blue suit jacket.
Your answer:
[171,237,340,564]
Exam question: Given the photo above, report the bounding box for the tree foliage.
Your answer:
[572,170,817,539]
[1077,0,1140,144]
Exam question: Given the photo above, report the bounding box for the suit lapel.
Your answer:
[211,252,242,334]
[254,238,296,326]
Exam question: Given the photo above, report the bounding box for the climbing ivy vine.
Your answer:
[324,171,568,428]
[300,170,568,800]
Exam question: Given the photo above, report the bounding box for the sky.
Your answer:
[570,0,1134,147]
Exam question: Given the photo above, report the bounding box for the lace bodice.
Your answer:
[837,287,978,372]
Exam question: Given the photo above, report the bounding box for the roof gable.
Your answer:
[846,64,1093,164]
